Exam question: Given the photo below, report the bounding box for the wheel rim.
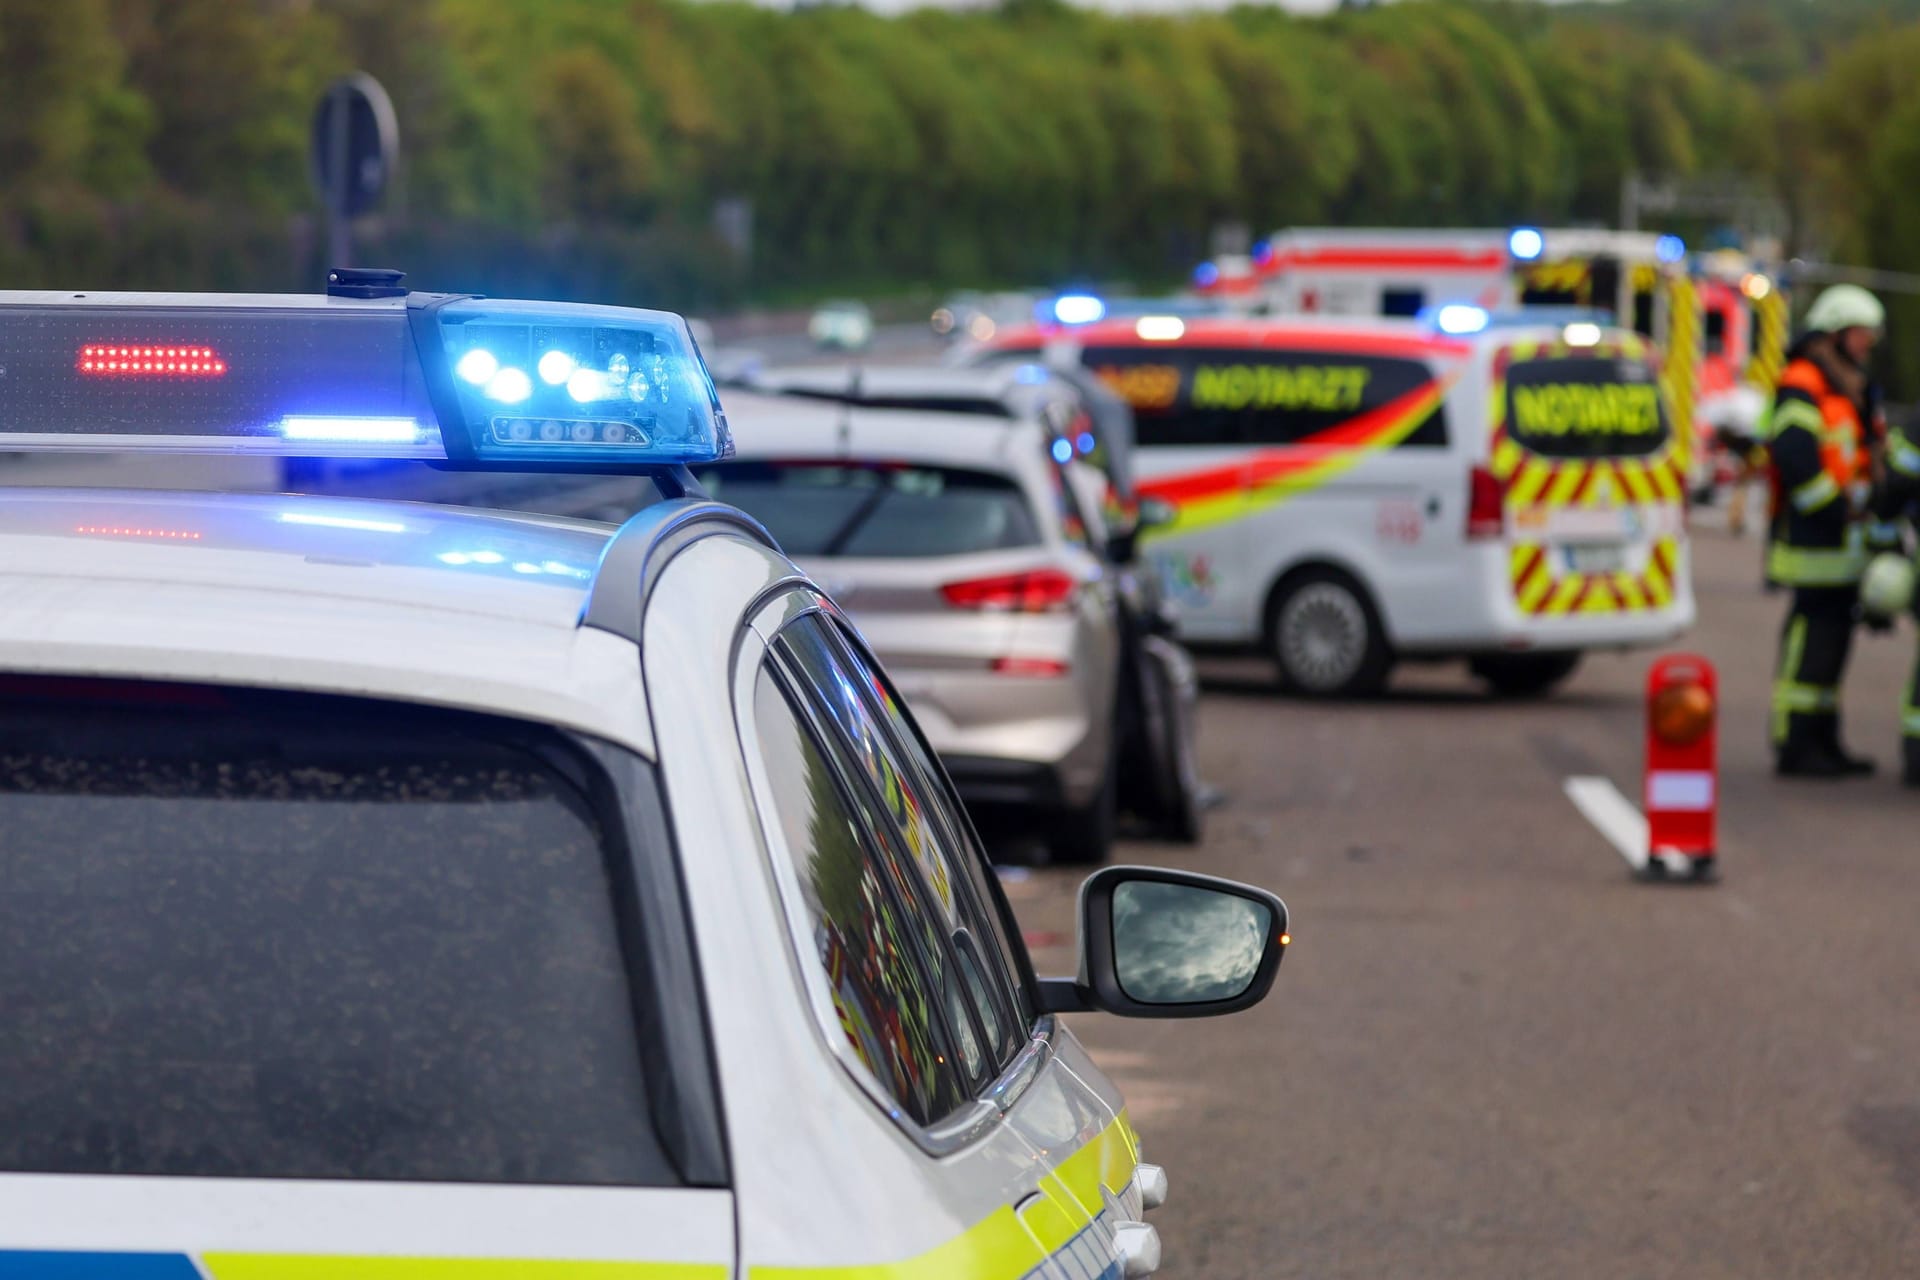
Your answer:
[1279,583,1368,692]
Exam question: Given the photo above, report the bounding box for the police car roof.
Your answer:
[0,487,678,748]
[719,391,1049,473]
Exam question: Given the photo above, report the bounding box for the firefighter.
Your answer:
[1865,407,1920,784]
[1767,284,1888,777]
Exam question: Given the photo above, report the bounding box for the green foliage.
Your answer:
[0,0,1872,312]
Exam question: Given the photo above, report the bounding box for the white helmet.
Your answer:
[1861,552,1915,622]
[1804,284,1886,335]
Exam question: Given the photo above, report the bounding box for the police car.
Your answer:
[0,278,1289,1277]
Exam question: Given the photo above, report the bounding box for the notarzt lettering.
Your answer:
[1189,364,1371,413]
[1511,382,1660,436]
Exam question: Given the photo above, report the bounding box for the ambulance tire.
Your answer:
[1268,568,1394,698]
[1470,651,1583,698]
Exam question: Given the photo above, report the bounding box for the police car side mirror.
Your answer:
[1036,866,1288,1018]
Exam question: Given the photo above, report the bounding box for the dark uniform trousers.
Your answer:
[1772,585,1859,755]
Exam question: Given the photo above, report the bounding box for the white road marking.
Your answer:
[1563,775,1695,877]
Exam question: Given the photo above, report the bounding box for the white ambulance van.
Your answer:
[978,311,1695,696]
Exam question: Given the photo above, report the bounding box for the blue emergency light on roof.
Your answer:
[1655,234,1687,265]
[1432,304,1491,335]
[1508,227,1546,262]
[1050,294,1106,326]
[0,283,733,472]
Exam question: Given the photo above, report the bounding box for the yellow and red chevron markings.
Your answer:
[1491,334,1684,617]
[1509,535,1680,616]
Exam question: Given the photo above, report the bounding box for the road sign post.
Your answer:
[310,74,400,269]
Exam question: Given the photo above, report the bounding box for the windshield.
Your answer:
[0,680,678,1187]
[1504,353,1670,459]
[696,461,1041,557]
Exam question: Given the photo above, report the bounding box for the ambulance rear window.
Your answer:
[1085,347,1448,449]
[0,681,683,1187]
[1505,354,1670,460]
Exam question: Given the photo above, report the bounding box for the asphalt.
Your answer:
[1002,518,1920,1279]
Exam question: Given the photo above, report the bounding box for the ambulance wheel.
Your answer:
[1268,569,1393,697]
[1471,651,1583,698]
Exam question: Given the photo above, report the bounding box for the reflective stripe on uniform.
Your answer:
[1773,683,1838,713]
[1767,540,1866,587]
[1769,400,1825,438]
[1774,616,1813,744]
[1889,433,1920,479]
[1866,519,1905,551]
[1791,471,1841,514]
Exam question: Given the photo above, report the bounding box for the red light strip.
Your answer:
[77,345,227,377]
[74,526,203,540]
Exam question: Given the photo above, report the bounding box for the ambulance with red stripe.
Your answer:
[974,311,1695,696]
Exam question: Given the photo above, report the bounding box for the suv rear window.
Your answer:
[1504,354,1669,459]
[0,680,676,1186]
[1084,346,1448,448]
[697,461,1041,557]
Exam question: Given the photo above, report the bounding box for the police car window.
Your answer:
[1505,354,1670,460]
[697,461,1041,558]
[752,668,975,1122]
[769,631,1006,1088]
[1085,347,1448,449]
[783,615,1028,1065]
[0,683,675,1186]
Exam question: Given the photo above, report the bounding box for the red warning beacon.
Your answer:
[1644,654,1718,882]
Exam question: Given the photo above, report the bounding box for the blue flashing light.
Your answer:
[1051,294,1106,326]
[1013,363,1049,385]
[278,511,406,533]
[436,298,731,466]
[469,550,505,565]
[484,367,533,404]
[280,416,420,443]
[1655,234,1686,264]
[1433,304,1491,336]
[1076,431,1096,454]
[1251,239,1274,266]
[455,348,498,386]
[1508,227,1545,262]
[1051,438,1074,464]
[1193,262,1221,288]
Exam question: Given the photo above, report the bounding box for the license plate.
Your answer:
[1564,543,1626,574]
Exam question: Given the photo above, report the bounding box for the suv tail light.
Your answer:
[940,568,1078,612]
[1467,465,1507,541]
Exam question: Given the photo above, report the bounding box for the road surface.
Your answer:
[1005,517,1920,1278]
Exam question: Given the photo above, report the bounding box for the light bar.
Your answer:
[0,289,732,471]
[1508,227,1546,262]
